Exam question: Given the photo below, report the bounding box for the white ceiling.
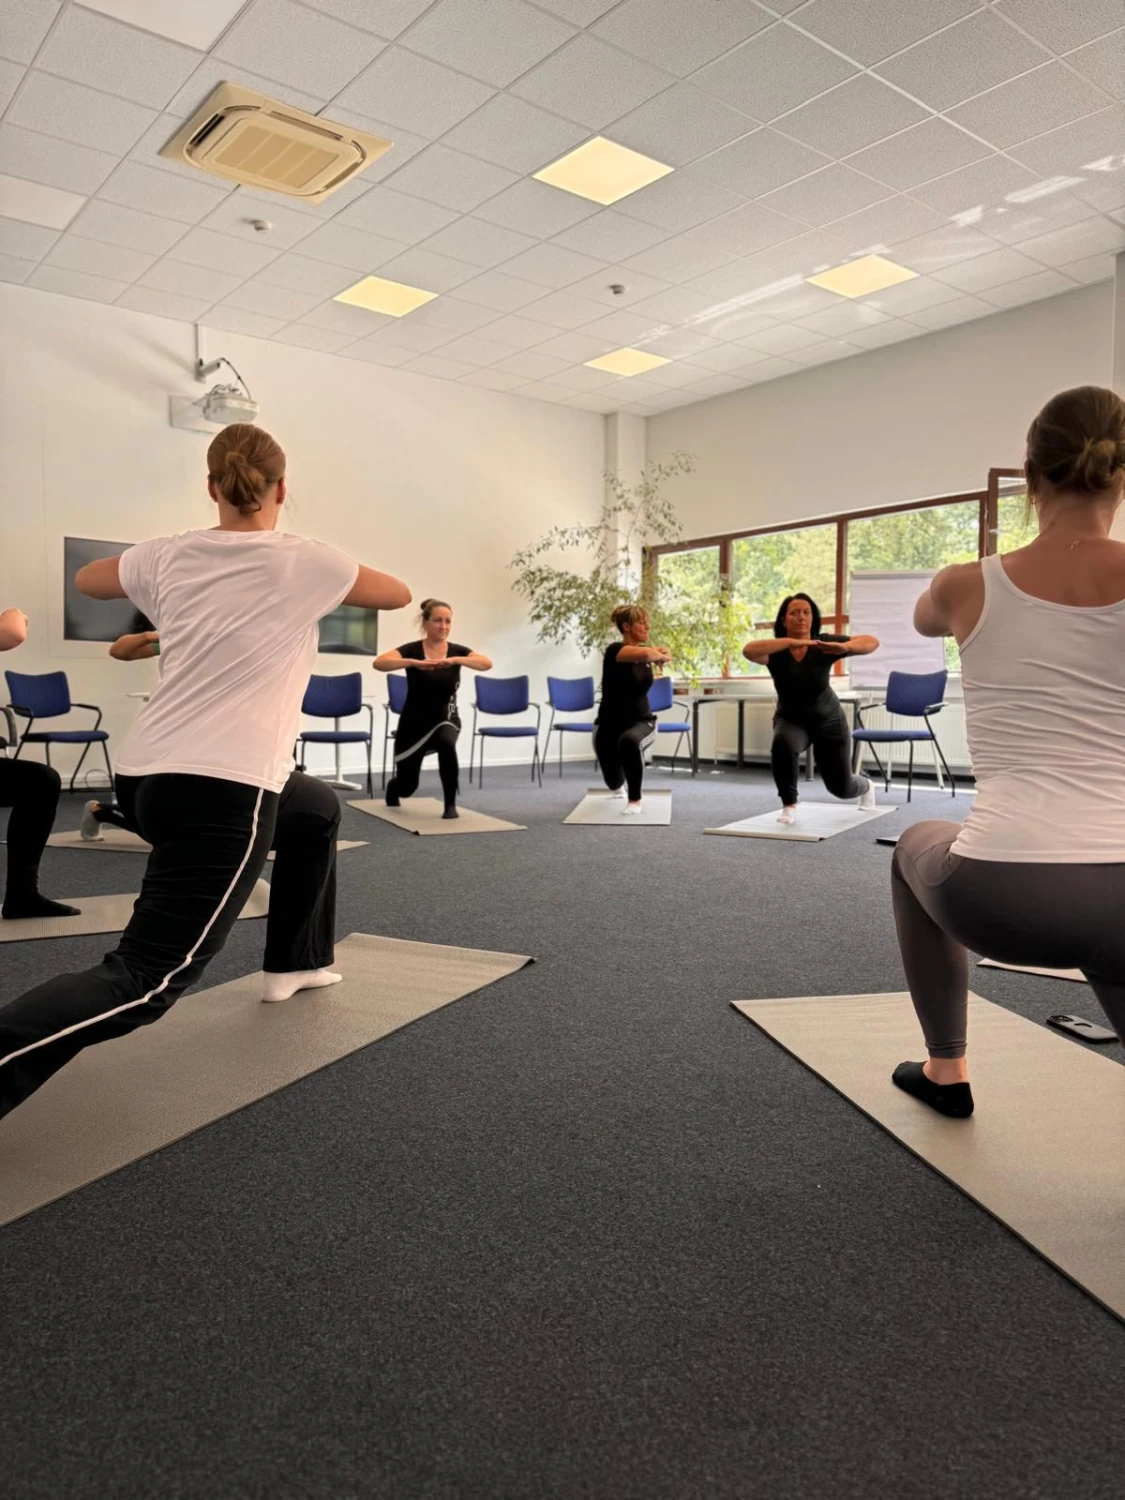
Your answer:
[1,0,1123,416]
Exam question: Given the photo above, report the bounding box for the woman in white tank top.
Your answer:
[890,386,1125,1119]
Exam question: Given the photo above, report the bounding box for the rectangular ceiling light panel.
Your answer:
[335,276,438,316]
[535,137,674,206]
[806,254,918,298]
[585,347,672,376]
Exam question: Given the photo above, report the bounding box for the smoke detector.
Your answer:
[160,83,391,202]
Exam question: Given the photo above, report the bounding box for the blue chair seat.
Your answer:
[852,728,933,742]
[654,721,690,732]
[23,728,109,743]
[298,730,371,743]
[478,725,540,737]
[557,719,596,732]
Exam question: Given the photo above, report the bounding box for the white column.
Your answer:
[603,412,647,586]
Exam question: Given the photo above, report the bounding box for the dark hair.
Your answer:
[206,423,285,516]
[612,603,648,634]
[774,593,821,637]
[1026,386,1125,496]
[418,597,451,625]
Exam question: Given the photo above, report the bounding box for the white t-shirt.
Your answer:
[117,529,359,793]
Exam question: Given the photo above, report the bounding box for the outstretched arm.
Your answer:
[617,645,671,663]
[742,637,798,662]
[372,649,413,672]
[0,607,28,652]
[815,633,879,657]
[110,631,160,661]
[76,556,127,599]
[344,566,411,611]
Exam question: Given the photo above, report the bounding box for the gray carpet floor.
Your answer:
[3,762,1124,1500]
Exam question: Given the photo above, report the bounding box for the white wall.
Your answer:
[0,283,605,786]
[646,284,1114,538]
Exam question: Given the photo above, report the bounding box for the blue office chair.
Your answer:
[544,675,597,777]
[295,672,374,796]
[470,676,542,787]
[4,670,112,792]
[381,673,409,789]
[647,675,693,772]
[851,669,955,801]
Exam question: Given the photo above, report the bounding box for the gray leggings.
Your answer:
[892,820,1125,1057]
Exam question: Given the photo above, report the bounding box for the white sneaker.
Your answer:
[79,801,105,841]
[857,784,877,811]
[777,806,797,825]
[622,801,642,817]
[610,786,627,799]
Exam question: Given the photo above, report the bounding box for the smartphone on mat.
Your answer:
[1046,1014,1119,1044]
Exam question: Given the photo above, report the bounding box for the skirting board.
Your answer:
[732,991,1125,1322]
[0,932,533,1227]
[706,802,895,842]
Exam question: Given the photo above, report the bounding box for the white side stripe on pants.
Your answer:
[0,787,264,1070]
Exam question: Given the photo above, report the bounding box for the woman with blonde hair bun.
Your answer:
[593,604,671,815]
[0,423,411,1118]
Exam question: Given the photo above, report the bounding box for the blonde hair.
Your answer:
[612,604,648,634]
[206,424,286,516]
[1026,387,1125,497]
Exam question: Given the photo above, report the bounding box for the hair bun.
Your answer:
[1073,436,1125,493]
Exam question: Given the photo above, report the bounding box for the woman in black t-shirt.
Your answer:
[742,592,880,826]
[594,604,671,815]
[373,599,492,820]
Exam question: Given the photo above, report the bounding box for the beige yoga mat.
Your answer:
[0,932,532,1226]
[47,831,367,860]
[733,991,1125,1321]
[348,797,525,835]
[707,801,894,841]
[0,879,270,943]
[979,958,1086,983]
[564,788,672,825]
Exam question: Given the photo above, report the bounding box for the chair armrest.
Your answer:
[531,702,542,732]
[1,704,16,750]
[363,703,374,737]
[72,702,105,731]
[922,703,945,716]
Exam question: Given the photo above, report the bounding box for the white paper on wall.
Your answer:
[847,570,946,689]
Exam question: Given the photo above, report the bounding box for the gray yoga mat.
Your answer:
[47,830,367,860]
[733,991,1125,1321]
[707,801,894,841]
[0,879,270,943]
[0,932,532,1226]
[348,798,525,835]
[564,788,672,825]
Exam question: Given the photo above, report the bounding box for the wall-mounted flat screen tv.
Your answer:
[63,537,152,642]
[319,604,378,656]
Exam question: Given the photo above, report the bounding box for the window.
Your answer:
[994,476,1037,554]
[656,545,724,679]
[731,524,837,673]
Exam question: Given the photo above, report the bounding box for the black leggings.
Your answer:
[594,719,655,803]
[390,723,460,807]
[771,714,867,806]
[0,769,340,1117]
[0,757,63,915]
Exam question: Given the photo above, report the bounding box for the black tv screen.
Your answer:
[64,537,152,642]
[319,604,378,656]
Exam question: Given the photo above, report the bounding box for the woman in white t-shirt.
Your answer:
[891,386,1125,1119]
[0,424,410,1118]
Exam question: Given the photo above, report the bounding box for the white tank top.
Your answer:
[953,552,1125,862]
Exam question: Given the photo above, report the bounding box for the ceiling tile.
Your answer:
[0,124,116,196]
[270,323,358,352]
[0,59,21,114]
[727,277,842,319]
[336,185,458,244]
[826,195,946,252]
[551,364,622,390]
[220,278,323,318]
[473,177,599,237]
[687,255,803,300]
[198,193,318,248]
[317,110,429,187]
[478,312,559,347]
[786,339,858,366]
[442,95,586,178]
[886,223,1001,272]
[681,342,771,372]
[168,224,280,276]
[534,329,614,361]
[845,116,991,191]
[562,265,672,308]
[592,0,773,77]
[336,47,494,137]
[36,6,202,109]
[383,145,518,213]
[458,367,528,391]
[7,71,156,155]
[405,296,504,332]
[127,114,213,185]
[1056,251,1118,282]
[512,380,584,403]
[550,210,671,262]
[492,349,572,379]
[1009,105,1125,180]
[740,322,826,355]
[578,308,662,343]
[296,221,410,272]
[433,334,517,366]
[997,0,1123,53]
[354,320,453,353]
[798,301,892,337]
[638,326,725,360]
[564,391,631,411]
[1015,214,1125,265]
[874,10,1050,112]
[621,228,737,282]
[2,1,60,65]
[45,233,154,281]
[509,33,674,129]
[519,287,614,326]
[497,240,607,288]
[455,268,547,310]
[68,198,184,251]
[948,62,1112,150]
[678,373,747,398]
[692,308,779,344]
[531,0,618,25]
[404,0,574,87]
[759,164,891,227]
[339,335,415,364]
[694,24,858,122]
[137,256,243,300]
[864,275,965,315]
[116,284,214,321]
[29,263,128,302]
[416,217,538,269]
[0,252,34,283]
[982,189,1096,246]
[774,75,930,159]
[213,0,384,96]
[607,85,758,169]
[794,0,981,68]
[1065,29,1125,100]
[614,170,745,232]
[300,299,395,335]
[906,293,995,329]
[297,0,434,38]
[76,1,250,50]
[909,155,1039,218]
[978,267,1080,308]
[166,59,326,120]
[98,161,232,224]
[692,128,830,199]
[736,357,803,384]
[845,319,923,349]
[374,246,480,293]
[404,353,488,381]
[686,201,809,258]
[933,246,1046,292]
[0,213,58,258]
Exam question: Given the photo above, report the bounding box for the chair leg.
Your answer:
[907,742,914,802]
[559,730,564,778]
[382,736,388,790]
[68,740,92,794]
[533,742,542,787]
[366,737,373,798]
[932,733,957,798]
[479,738,484,788]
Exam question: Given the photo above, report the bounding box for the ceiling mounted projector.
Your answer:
[200,383,259,425]
[170,337,260,434]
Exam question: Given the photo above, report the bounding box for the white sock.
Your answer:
[80,801,105,841]
[777,806,797,825]
[261,968,342,1003]
[622,800,643,816]
[858,783,876,810]
[610,786,627,799]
